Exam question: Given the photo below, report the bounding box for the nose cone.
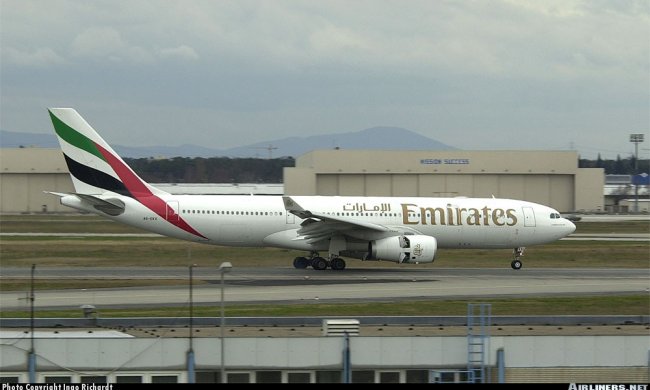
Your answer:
[564,220,576,236]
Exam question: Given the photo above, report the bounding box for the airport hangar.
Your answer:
[0,148,603,213]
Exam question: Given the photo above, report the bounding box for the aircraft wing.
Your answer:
[283,196,396,244]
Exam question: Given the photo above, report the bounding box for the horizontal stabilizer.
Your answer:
[45,191,125,216]
[44,191,69,198]
[76,194,125,212]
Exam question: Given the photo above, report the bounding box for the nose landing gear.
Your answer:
[511,247,525,270]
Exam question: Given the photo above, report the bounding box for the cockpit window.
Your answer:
[550,213,562,219]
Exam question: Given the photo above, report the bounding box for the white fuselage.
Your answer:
[70,194,575,252]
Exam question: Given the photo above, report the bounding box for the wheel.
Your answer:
[293,256,309,269]
[311,257,329,270]
[330,257,346,270]
[511,259,522,270]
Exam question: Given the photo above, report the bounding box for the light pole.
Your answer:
[28,264,36,383]
[630,134,644,212]
[187,264,197,383]
[219,261,232,384]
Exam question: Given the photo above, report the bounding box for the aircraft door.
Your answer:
[286,211,295,225]
[166,201,180,222]
[522,207,536,227]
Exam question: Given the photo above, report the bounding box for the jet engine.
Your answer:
[367,235,437,264]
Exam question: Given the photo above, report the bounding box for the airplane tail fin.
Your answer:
[48,108,166,197]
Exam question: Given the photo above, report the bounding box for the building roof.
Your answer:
[0,329,133,338]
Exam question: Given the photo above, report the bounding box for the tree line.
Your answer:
[124,155,648,184]
[125,156,295,183]
[578,155,649,175]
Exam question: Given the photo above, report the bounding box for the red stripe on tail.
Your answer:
[95,142,208,240]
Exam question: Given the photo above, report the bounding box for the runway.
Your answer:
[1,267,648,310]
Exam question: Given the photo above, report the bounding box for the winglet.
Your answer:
[282,196,313,219]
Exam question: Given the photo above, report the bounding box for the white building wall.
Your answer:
[2,335,648,372]
[490,335,649,368]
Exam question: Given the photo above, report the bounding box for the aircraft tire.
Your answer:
[293,256,310,269]
[312,257,329,270]
[511,260,522,270]
[330,257,346,270]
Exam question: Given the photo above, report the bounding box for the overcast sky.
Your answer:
[1,0,648,159]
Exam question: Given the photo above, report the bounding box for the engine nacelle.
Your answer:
[368,235,437,264]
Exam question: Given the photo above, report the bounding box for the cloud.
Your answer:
[69,28,199,65]
[5,1,645,79]
[70,27,154,64]
[3,47,66,67]
[0,0,647,158]
[158,45,199,61]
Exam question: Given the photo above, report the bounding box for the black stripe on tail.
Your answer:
[63,154,132,197]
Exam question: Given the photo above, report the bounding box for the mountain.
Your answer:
[1,126,455,158]
[228,126,456,158]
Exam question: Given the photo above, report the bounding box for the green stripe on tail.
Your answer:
[48,110,105,162]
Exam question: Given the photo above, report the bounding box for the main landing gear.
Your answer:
[292,253,347,270]
[511,247,525,270]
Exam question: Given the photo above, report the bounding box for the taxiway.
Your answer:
[1,267,647,310]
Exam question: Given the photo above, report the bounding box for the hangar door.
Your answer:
[549,175,575,212]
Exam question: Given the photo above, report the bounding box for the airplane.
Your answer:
[46,108,576,271]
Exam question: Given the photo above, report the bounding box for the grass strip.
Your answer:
[2,295,647,318]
